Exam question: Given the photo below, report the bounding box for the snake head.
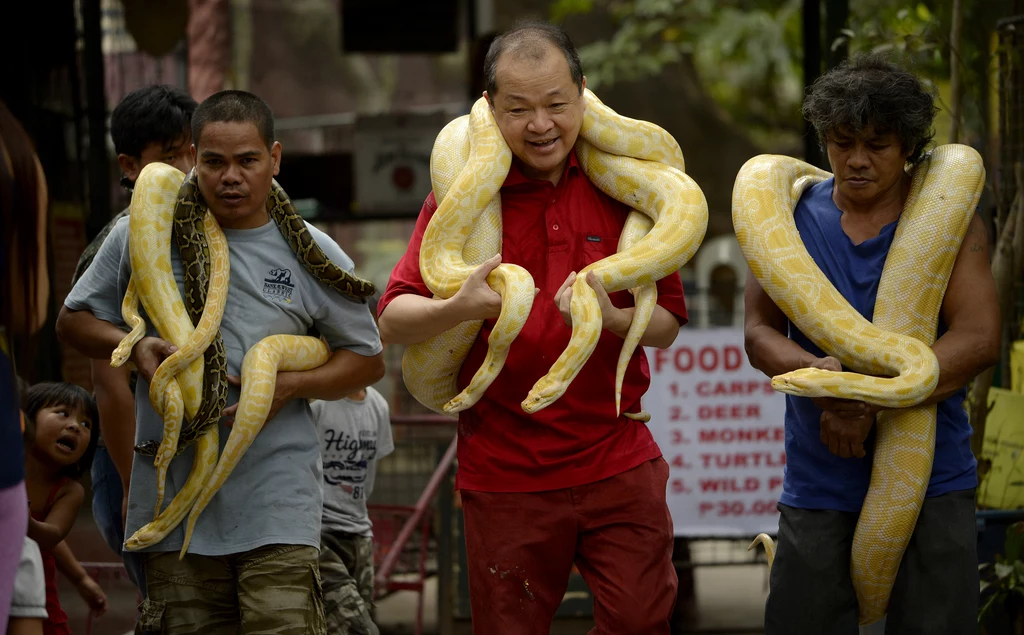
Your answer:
[770,370,833,399]
[123,530,153,552]
[521,378,566,414]
[110,343,135,369]
[770,374,797,394]
[771,368,839,398]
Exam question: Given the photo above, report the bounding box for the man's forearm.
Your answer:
[56,306,125,360]
[745,324,818,379]
[607,305,680,349]
[923,328,1000,406]
[91,360,136,486]
[282,349,386,402]
[378,294,473,345]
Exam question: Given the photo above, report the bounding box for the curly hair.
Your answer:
[802,54,938,164]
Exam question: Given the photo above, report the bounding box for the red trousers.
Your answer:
[461,458,677,634]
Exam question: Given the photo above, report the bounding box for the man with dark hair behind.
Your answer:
[71,84,198,602]
[74,84,197,280]
[379,19,686,634]
[58,89,384,634]
[744,54,1000,633]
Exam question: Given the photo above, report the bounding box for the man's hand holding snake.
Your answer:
[820,409,875,459]
[806,357,885,459]
[554,271,631,336]
[129,336,179,383]
[446,253,504,322]
[221,373,293,427]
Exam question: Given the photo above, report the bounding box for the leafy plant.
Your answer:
[550,0,805,151]
[980,521,1024,628]
[549,0,1001,151]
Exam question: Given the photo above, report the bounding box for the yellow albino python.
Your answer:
[119,163,375,553]
[737,145,985,624]
[111,164,229,515]
[179,334,331,555]
[402,89,706,417]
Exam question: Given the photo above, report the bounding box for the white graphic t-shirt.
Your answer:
[313,387,393,537]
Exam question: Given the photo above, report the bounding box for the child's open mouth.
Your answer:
[56,435,78,453]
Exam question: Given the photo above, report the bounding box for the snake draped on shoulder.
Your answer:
[120,163,377,554]
[402,89,708,418]
[739,145,985,625]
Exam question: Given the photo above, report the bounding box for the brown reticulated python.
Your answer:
[116,164,374,554]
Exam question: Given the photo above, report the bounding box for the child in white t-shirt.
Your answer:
[312,386,393,635]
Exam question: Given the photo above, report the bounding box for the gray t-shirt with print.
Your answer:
[313,386,393,537]
[64,216,382,556]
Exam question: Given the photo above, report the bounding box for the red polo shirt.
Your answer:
[379,150,688,492]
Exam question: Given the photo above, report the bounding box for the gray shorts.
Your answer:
[9,537,47,619]
[764,488,977,635]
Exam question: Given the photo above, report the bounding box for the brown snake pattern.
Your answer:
[266,182,377,299]
[134,171,375,458]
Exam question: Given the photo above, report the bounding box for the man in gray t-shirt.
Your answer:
[312,386,393,635]
[57,90,384,635]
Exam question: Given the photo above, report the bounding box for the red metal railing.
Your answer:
[371,434,458,635]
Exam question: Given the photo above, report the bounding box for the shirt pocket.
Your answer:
[579,235,633,308]
[580,234,618,268]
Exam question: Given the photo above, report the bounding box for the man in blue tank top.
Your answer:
[744,55,1000,634]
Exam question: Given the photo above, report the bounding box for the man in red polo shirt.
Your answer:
[378,20,686,634]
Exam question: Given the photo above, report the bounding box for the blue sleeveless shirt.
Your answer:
[779,178,977,512]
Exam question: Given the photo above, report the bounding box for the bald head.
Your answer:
[483,20,584,98]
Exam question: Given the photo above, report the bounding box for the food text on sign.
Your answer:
[653,345,745,373]
[646,329,787,536]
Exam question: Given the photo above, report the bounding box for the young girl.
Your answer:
[23,382,100,635]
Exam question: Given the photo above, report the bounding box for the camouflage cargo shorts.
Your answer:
[319,530,379,635]
[139,544,326,635]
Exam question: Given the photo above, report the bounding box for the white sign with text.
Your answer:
[644,328,787,536]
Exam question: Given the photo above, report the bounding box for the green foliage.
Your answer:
[836,2,943,66]
[837,2,960,136]
[980,521,1024,625]
[551,0,804,150]
[841,0,1001,145]
[550,0,997,150]
[551,0,595,23]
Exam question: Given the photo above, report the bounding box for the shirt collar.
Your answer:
[502,147,580,189]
